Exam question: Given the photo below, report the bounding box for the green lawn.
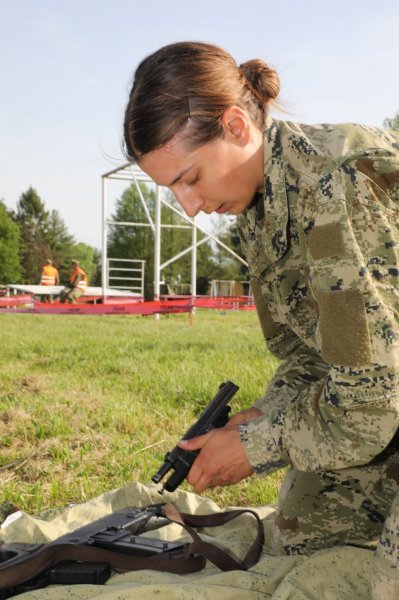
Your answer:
[0,310,283,514]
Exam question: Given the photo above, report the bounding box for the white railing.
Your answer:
[106,258,145,296]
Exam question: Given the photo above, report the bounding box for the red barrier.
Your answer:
[0,295,33,308]
[194,296,255,310]
[0,296,255,315]
[5,299,193,315]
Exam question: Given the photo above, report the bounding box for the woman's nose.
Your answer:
[173,187,204,218]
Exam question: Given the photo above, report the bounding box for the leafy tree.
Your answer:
[210,216,248,282]
[0,200,22,284]
[13,188,86,286]
[44,209,77,282]
[14,187,50,283]
[384,111,399,131]
[91,248,102,287]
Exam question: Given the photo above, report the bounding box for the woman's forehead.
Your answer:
[139,133,226,186]
[139,139,195,186]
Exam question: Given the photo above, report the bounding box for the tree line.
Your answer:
[0,184,246,295]
[0,187,101,287]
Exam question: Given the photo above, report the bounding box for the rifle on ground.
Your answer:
[0,504,188,599]
[152,381,239,493]
[0,501,264,599]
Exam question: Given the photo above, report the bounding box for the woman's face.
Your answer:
[138,107,264,218]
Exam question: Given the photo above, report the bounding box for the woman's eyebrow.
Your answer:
[169,165,194,186]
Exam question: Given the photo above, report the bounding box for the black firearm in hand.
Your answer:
[152,381,239,494]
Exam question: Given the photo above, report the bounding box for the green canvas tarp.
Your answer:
[0,482,373,599]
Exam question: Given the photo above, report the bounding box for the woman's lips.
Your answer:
[215,204,229,214]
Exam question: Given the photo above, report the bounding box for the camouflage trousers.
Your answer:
[372,490,399,599]
[272,441,399,557]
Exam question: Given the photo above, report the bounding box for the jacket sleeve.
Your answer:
[240,160,399,474]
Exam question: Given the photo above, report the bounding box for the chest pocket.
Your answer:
[239,214,319,350]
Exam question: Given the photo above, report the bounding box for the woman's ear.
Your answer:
[222,106,250,145]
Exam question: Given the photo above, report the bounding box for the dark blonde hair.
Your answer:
[123,41,280,161]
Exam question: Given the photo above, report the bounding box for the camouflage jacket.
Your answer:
[237,118,399,474]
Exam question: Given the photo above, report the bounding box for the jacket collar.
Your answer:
[239,118,289,264]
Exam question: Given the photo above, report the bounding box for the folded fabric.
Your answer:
[0,481,373,599]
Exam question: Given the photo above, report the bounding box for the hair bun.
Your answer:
[239,59,280,104]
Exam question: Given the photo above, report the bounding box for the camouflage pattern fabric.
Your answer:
[236,118,399,569]
[372,490,399,599]
[271,440,399,556]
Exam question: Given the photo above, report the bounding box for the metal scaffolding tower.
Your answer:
[101,162,247,300]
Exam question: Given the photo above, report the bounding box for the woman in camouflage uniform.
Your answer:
[123,42,399,597]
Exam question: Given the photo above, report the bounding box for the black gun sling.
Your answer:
[0,504,264,591]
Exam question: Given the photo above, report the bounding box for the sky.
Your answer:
[1,0,398,249]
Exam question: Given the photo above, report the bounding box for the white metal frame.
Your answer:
[106,258,145,296]
[101,162,247,301]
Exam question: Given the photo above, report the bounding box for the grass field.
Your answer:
[0,309,283,515]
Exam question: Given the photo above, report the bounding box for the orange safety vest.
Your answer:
[70,267,88,291]
[40,265,59,286]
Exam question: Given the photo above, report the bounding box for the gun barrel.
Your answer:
[151,454,172,484]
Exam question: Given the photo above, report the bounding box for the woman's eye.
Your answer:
[187,176,199,186]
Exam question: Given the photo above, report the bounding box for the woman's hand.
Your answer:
[177,407,263,494]
[224,406,264,428]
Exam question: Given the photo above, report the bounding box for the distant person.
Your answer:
[59,260,88,304]
[39,259,59,303]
